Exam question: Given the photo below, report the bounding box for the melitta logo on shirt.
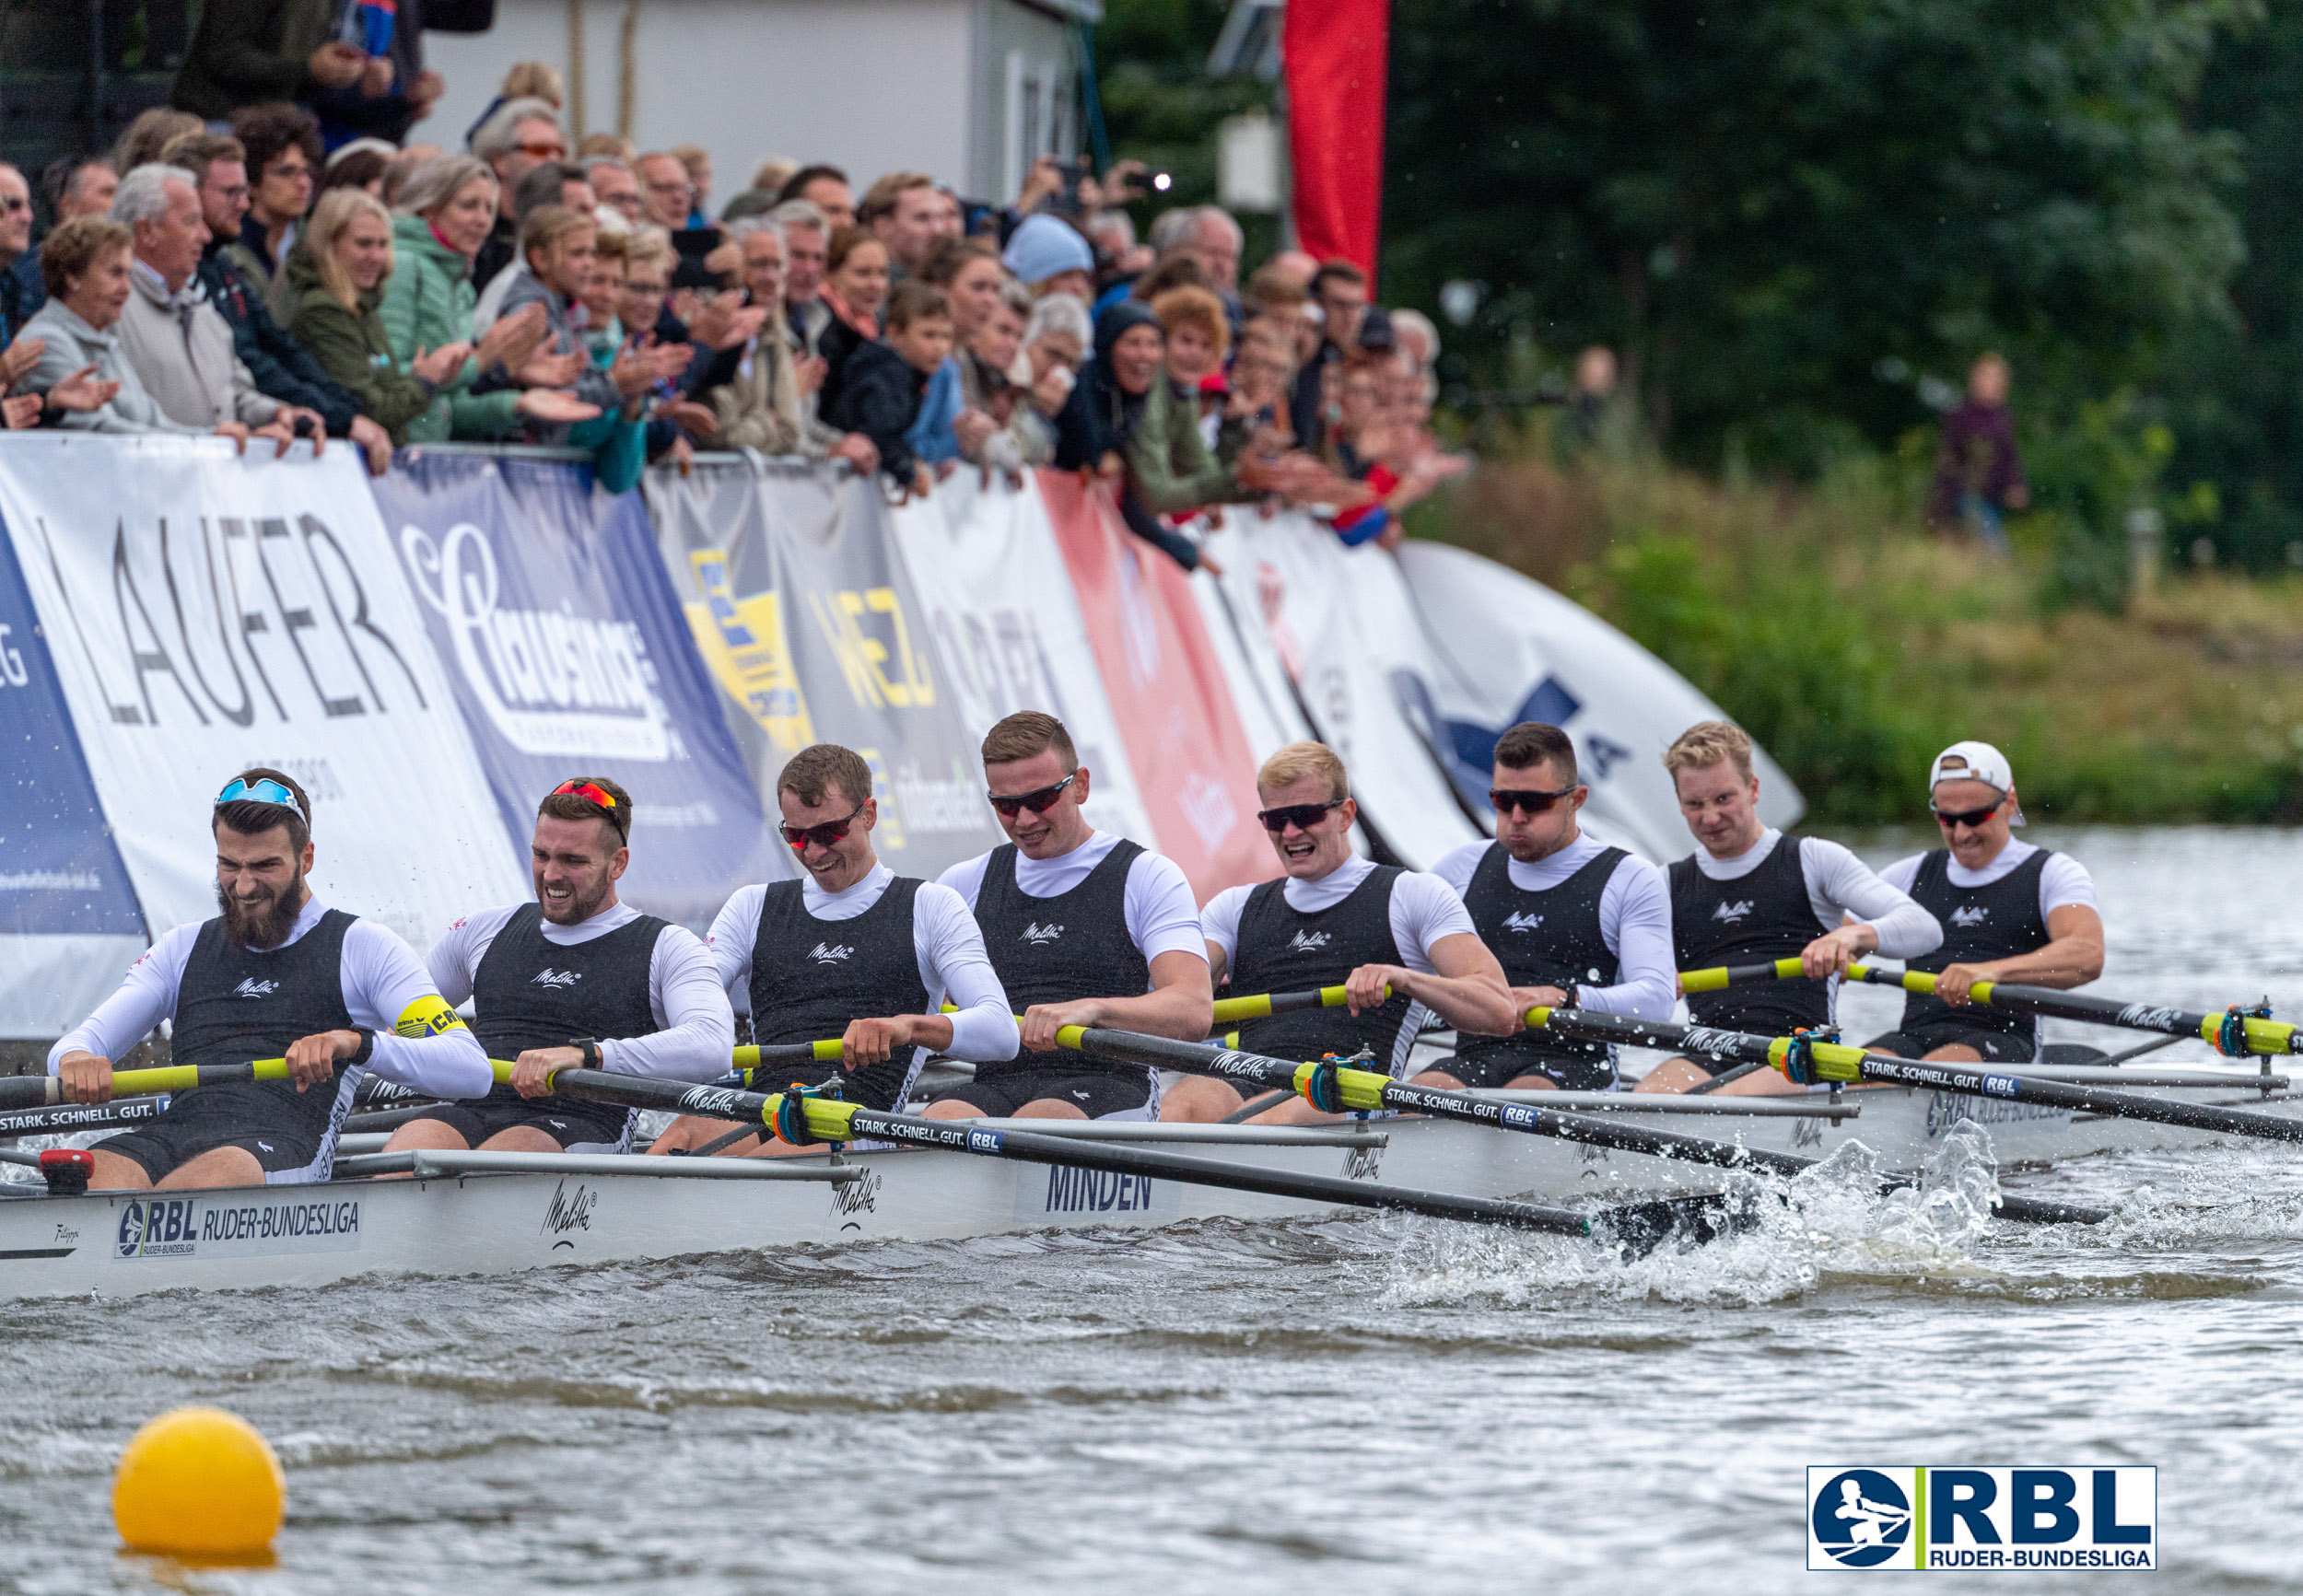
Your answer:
[808,942,855,965]
[1286,930,1332,953]
[1950,905,1990,927]
[1021,922,1065,945]
[231,978,280,999]
[1502,911,1544,933]
[531,968,582,989]
[1712,900,1755,924]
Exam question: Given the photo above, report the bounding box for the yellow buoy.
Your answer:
[112,1405,285,1558]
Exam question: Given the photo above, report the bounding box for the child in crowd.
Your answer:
[827,280,953,496]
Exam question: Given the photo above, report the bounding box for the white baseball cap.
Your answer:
[1927,740,2025,826]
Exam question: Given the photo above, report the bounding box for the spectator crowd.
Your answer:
[0,36,1465,565]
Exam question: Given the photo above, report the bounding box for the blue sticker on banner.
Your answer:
[0,516,144,936]
[375,454,781,926]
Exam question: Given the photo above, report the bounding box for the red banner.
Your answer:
[1036,473,1278,901]
[1285,0,1392,278]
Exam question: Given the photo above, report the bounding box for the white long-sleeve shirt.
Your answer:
[427,902,735,1082]
[939,830,1209,968]
[1431,833,1678,1022]
[49,897,492,1099]
[707,864,1020,1063]
[1693,829,1942,958]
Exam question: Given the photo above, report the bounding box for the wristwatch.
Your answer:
[571,1038,602,1070]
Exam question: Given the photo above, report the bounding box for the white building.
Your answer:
[415,0,1096,208]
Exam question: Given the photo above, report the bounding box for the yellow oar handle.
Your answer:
[1678,957,1806,993]
[1210,984,1360,1024]
[732,1040,847,1069]
[108,1056,292,1097]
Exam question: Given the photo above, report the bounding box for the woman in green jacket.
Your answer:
[287,188,471,445]
[373,154,586,441]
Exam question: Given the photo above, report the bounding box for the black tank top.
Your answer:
[1230,865,1414,1071]
[749,876,931,1110]
[171,907,359,1135]
[1669,835,1832,1033]
[1902,846,2053,1041]
[1457,843,1623,1075]
[970,840,1150,1084]
[471,903,667,1109]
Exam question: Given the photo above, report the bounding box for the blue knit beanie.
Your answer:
[1002,214,1094,285]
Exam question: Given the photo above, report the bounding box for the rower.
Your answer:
[1418,722,1675,1092]
[1863,740,2104,1064]
[380,777,734,1158]
[1642,720,1942,1093]
[1163,740,1518,1124]
[649,743,1019,1154]
[923,712,1212,1121]
[49,769,491,1190]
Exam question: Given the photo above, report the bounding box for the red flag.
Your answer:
[1285,0,1392,278]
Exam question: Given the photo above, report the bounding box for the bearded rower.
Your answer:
[924,713,1211,1121]
[1862,741,2103,1064]
[1419,722,1675,1093]
[50,770,491,1189]
[1642,720,1942,1094]
[1163,740,1518,1125]
[381,778,734,1157]
[649,743,1019,1154]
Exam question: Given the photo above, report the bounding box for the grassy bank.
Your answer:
[1411,449,2303,824]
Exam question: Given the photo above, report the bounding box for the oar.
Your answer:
[533,1066,1680,1247]
[0,1095,172,1139]
[1521,1007,2303,1145]
[0,1056,300,1110]
[1210,985,1353,1027]
[1679,958,2303,1058]
[1056,1027,2105,1227]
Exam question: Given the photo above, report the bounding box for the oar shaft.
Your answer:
[1209,985,1350,1026]
[0,1056,301,1111]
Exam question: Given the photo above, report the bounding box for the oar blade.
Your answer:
[1588,1187,1772,1258]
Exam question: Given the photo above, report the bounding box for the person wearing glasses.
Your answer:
[1163,740,1518,1124]
[1415,722,1676,1094]
[649,743,1019,1155]
[1861,741,2102,1065]
[47,770,491,1190]
[1641,720,1940,1094]
[379,778,733,1159]
[919,712,1212,1123]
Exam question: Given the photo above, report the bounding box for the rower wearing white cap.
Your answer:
[1862,741,2103,1064]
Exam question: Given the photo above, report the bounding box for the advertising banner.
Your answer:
[1203,509,1484,869]
[1039,474,1276,901]
[0,435,526,951]
[883,474,1157,847]
[376,449,781,927]
[0,503,146,1034]
[648,460,1003,879]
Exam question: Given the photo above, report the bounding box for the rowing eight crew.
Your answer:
[45,716,2104,1188]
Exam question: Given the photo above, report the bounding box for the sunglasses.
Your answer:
[216,775,305,816]
[988,774,1075,817]
[515,141,568,161]
[1491,785,1580,817]
[782,801,866,853]
[1931,801,2002,829]
[551,777,628,839]
[1257,798,1343,833]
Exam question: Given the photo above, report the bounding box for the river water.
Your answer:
[5,824,2302,1593]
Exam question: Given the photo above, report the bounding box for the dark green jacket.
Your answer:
[172,0,335,120]
[284,246,438,445]
[1127,374,1245,514]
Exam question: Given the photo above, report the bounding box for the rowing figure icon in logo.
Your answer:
[117,1200,147,1257]
[1812,1469,1911,1567]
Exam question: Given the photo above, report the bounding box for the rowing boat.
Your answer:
[3,1052,2294,1299]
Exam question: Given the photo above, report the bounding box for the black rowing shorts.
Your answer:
[928,1067,1155,1120]
[419,1096,634,1151]
[1424,1051,1618,1092]
[99,1081,332,1185]
[1862,1022,2033,1066]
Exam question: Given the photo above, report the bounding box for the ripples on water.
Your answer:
[6,828,2303,1592]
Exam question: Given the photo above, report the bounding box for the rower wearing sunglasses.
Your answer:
[1640,720,1941,1094]
[48,770,491,1189]
[1163,741,1520,1125]
[1859,741,2102,1065]
[1416,722,1676,1093]
[380,778,734,1159]
[921,713,1212,1122]
[650,743,1018,1154]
